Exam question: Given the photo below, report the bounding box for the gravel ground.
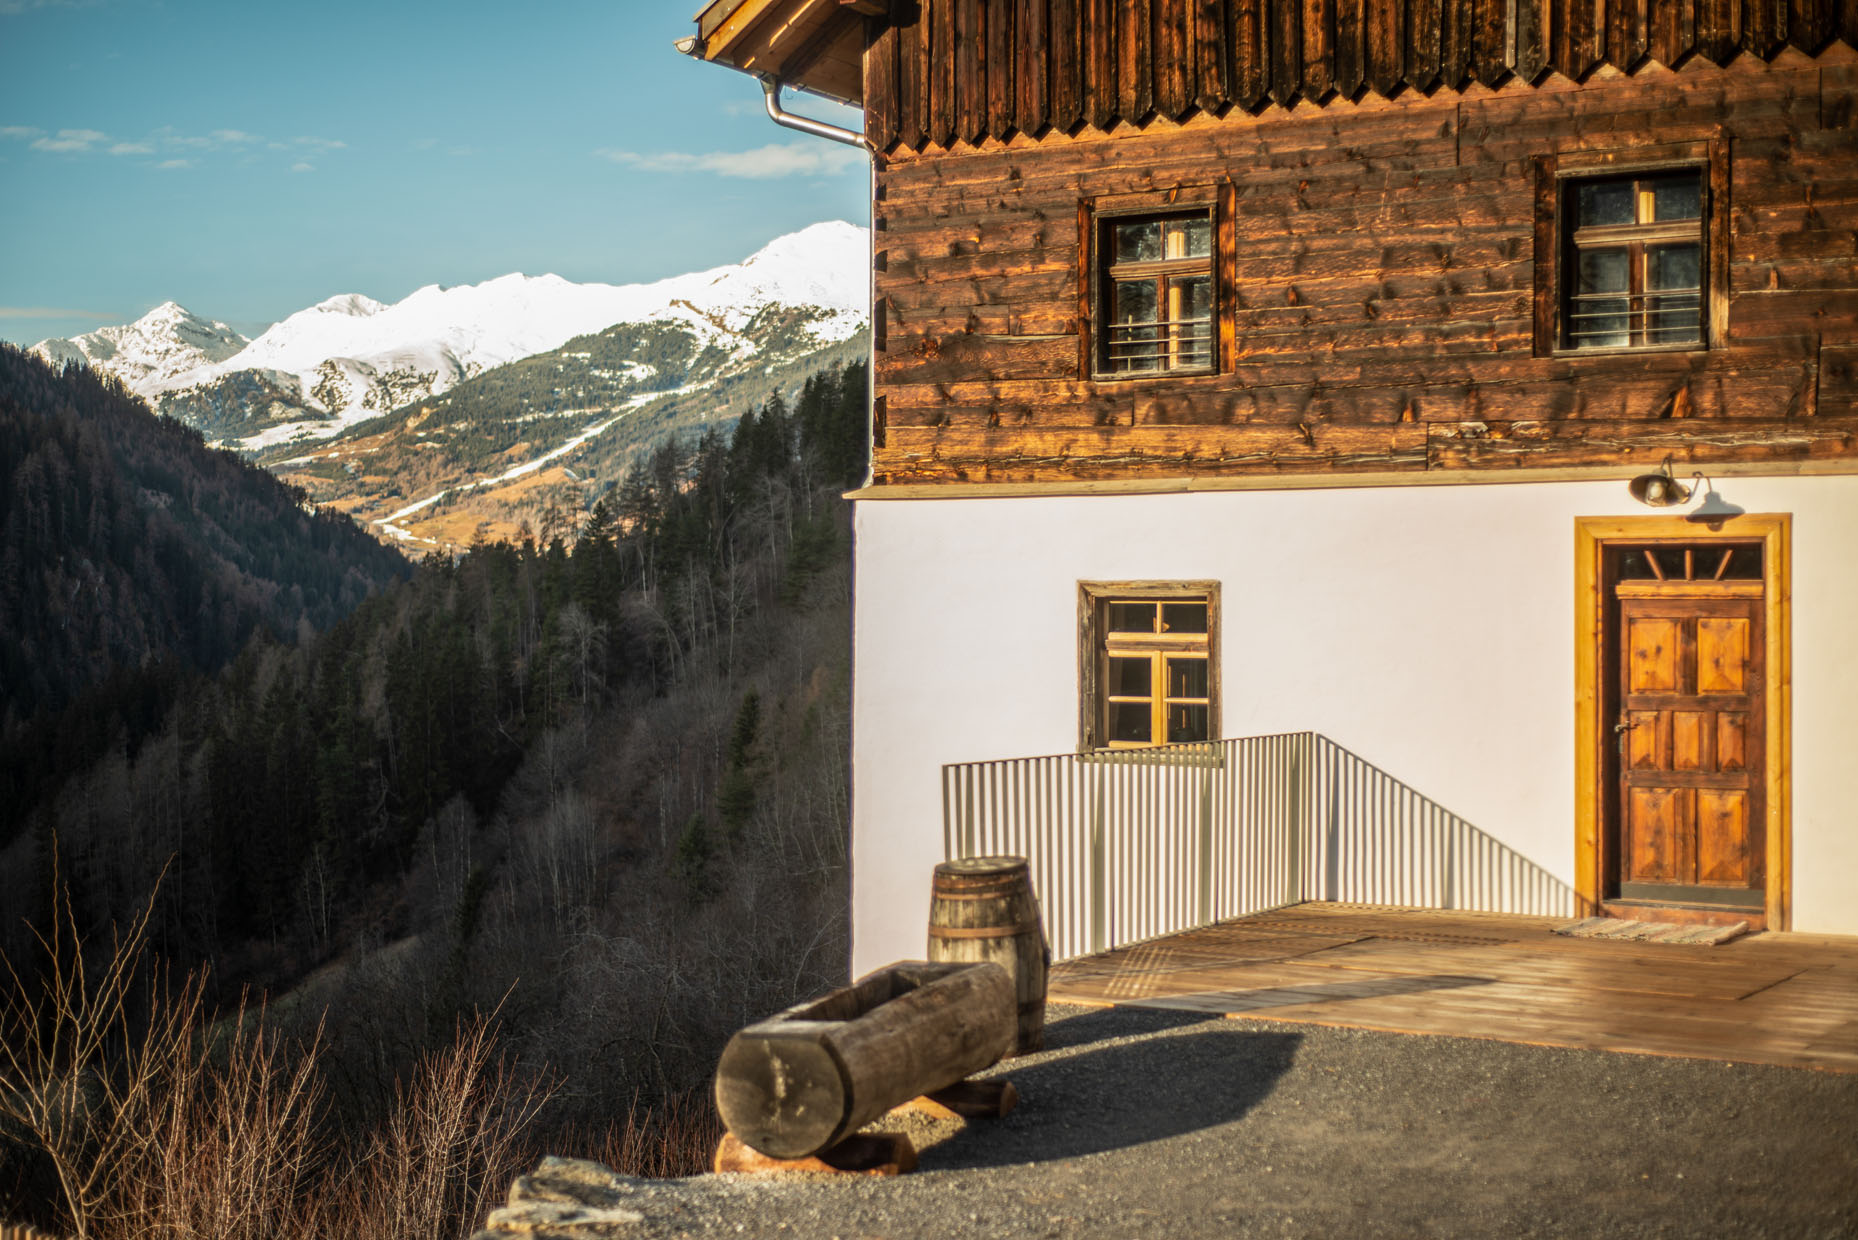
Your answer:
[552,1004,1858,1239]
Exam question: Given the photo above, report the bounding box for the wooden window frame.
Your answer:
[1078,580,1221,751]
[1083,189,1228,382]
[1533,141,1729,358]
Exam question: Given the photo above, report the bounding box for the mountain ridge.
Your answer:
[31,221,868,454]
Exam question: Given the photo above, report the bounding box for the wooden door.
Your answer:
[1613,554,1766,912]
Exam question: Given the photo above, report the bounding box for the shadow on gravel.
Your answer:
[1035,1005,1210,1050]
[920,1019,1301,1171]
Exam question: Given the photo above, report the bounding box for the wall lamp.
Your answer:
[1627,459,1696,508]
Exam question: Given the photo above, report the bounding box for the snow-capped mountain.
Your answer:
[41,221,867,451]
[32,302,250,397]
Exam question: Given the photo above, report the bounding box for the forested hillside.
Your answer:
[0,359,869,1236]
[0,345,410,827]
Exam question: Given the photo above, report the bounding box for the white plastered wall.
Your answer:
[849,474,1858,975]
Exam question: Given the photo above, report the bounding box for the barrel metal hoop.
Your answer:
[927,921,1043,939]
[929,887,1028,900]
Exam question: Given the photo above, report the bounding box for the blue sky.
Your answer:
[0,0,868,346]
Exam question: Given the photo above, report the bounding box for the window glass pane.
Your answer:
[1577,249,1629,294]
[1650,174,1702,222]
[1171,275,1213,321]
[1167,703,1209,743]
[1110,702,1152,744]
[1114,279,1157,324]
[1648,244,1700,291]
[1110,280,1161,372]
[1107,601,1156,633]
[1618,549,1655,579]
[1113,220,1161,263]
[1571,248,1629,348]
[1161,602,1207,633]
[1108,656,1152,697]
[1163,216,1211,259]
[1725,546,1763,578]
[1574,179,1634,227]
[1166,656,1208,699]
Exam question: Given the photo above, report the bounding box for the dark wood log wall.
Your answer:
[868,54,1858,484]
[865,0,1858,150]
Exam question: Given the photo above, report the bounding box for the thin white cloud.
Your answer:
[0,305,113,319]
[597,141,864,179]
[5,124,347,165]
[32,128,107,152]
[290,161,314,173]
[0,0,98,13]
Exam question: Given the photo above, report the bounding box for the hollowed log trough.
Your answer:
[714,960,1015,1161]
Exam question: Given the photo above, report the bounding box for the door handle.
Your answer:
[1614,718,1634,734]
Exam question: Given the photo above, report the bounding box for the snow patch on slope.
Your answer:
[31,302,250,398]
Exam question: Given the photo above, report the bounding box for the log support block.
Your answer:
[713,1131,918,1177]
[892,1077,1020,1120]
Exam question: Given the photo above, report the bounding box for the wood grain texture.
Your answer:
[1050,902,1857,1071]
[714,962,1014,1160]
[987,0,1015,138]
[1015,0,1049,135]
[857,0,1843,150]
[1049,0,1082,130]
[869,57,1856,484]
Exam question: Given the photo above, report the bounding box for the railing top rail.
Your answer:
[941,731,1318,774]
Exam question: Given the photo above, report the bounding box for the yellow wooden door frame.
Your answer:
[1574,514,1792,929]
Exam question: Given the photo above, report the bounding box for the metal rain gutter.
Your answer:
[757,75,872,152]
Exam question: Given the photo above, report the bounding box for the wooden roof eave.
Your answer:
[687,0,872,108]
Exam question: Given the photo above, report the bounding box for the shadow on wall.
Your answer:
[1306,736,1576,917]
[919,1008,1301,1170]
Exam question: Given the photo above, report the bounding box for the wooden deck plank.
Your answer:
[1047,902,1858,1073]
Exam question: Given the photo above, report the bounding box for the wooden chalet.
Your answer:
[685,0,1858,976]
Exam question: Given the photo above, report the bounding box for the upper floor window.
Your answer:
[1098,211,1214,376]
[1562,170,1705,351]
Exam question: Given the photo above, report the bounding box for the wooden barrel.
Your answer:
[927,856,1049,1055]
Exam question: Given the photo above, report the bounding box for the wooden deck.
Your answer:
[1047,903,1858,1072]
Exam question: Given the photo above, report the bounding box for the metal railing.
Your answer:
[1103,317,1214,373]
[943,732,1575,962]
[1567,287,1701,348]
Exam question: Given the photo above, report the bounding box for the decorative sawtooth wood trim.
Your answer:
[1015,0,1050,136]
[1119,0,1155,123]
[931,0,957,147]
[1365,0,1406,97]
[1195,0,1232,112]
[1050,0,1083,130]
[1270,0,1304,106]
[1084,0,1116,131]
[957,0,986,144]
[987,0,1015,137]
[867,19,899,147]
[1156,0,1196,118]
[761,0,1858,152]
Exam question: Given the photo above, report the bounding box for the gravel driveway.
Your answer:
[492,1003,1858,1239]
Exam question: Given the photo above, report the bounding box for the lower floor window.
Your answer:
[1080,583,1219,749]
